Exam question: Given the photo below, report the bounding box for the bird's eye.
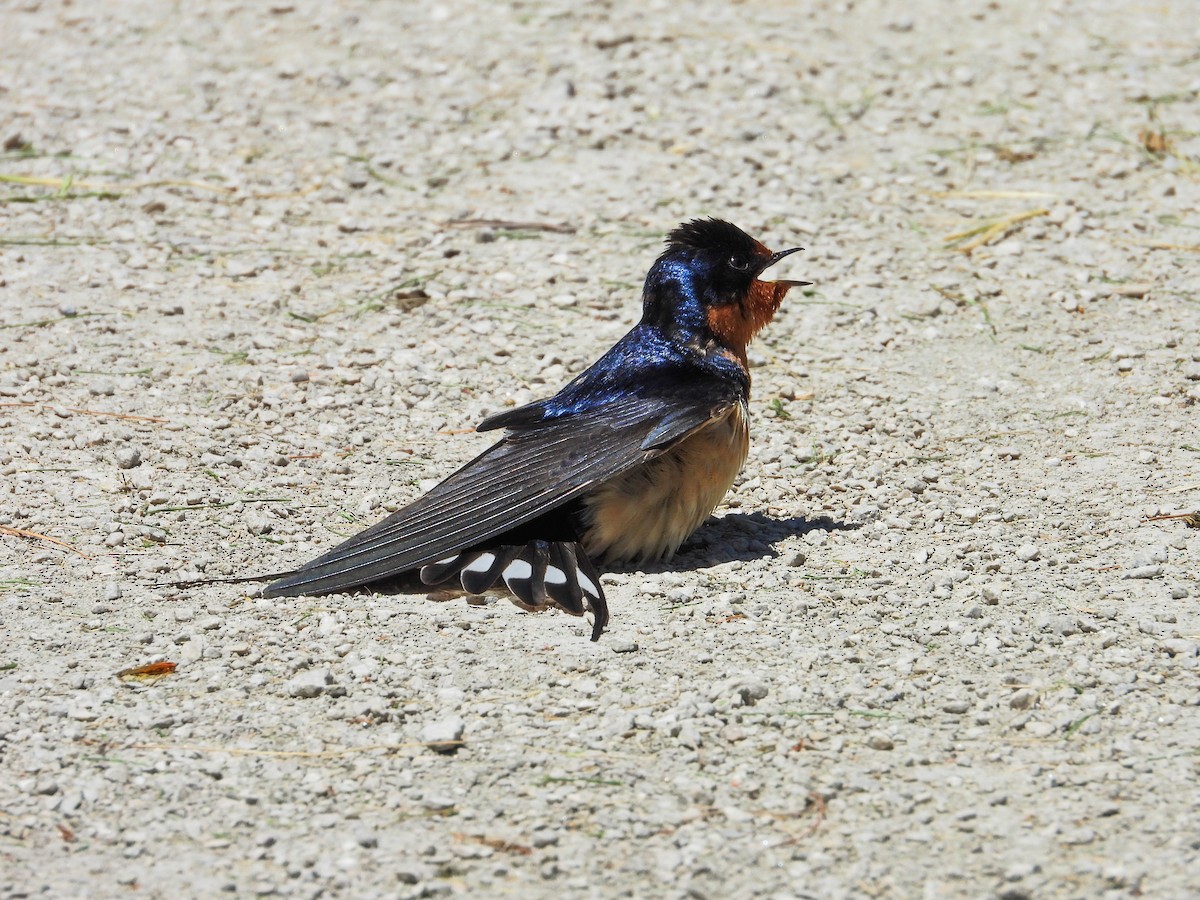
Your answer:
[728,255,750,271]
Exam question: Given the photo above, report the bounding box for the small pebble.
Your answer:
[420,717,466,753]
[356,830,379,849]
[395,864,433,885]
[1009,690,1036,710]
[286,668,333,699]
[531,829,559,848]
[115,447,142,469]
[1161,639,1198,658]
[1122,565,1163,580]
[1060,827,1097,846]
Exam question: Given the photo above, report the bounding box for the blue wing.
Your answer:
[262,327,745,599]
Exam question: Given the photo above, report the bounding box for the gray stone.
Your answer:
[114,446,142,469]
[1050,615,1080,636]
[395,863,434,885]
[286,668,333,699]
[677,722,702,748]
[1122,565,1163,580]
[420,717,466,753]
[1161,639,1198,658]
[1009,690,1037,710]
[728,679,769,707]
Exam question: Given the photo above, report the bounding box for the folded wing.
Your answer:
[262,378,740,599]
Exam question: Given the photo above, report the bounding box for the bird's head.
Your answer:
[642,218,808,365]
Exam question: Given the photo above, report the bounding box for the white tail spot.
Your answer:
[503,559,533,581]
[576,570,599,598]
[464,553,495,574]
[544,565,567,585]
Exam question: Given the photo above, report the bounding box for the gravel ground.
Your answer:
[3,1,1199,897]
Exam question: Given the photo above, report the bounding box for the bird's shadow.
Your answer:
[354,512,855,598]
[614,511,859,575]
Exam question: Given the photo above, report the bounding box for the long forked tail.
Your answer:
[420,540,609,641]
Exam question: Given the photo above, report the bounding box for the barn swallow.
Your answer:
[261,219,807,640]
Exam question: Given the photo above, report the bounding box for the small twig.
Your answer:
[932,285,997,336]
[0,525,93,558]
[144,498,293,516]
[0,312,107,329]
[0,580,39,592]
[741,708,909,720]
[88,739,462,758]
[945,429,1034,442]
[1064,712,1099,738]
[444,217,576,234]
[933,189,1059,200]
[1166,482,1200,494]
[943,207,1049,253]
[0,239,112,247]
[778,792,827,844]
[539,775,624,786]
[0,173,234,194]
[0,401,168,422]
[1131,240,1200,253]
[1140,512,1200,528]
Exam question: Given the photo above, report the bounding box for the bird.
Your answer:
[260,218,807,640]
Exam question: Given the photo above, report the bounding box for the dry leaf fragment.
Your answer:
[117,660,178,682]
[1139,128,1172,155]
[996,147,1036,163]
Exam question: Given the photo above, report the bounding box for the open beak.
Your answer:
[757,246,811,287]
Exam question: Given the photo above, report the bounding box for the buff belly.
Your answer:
[580,403,750,565]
